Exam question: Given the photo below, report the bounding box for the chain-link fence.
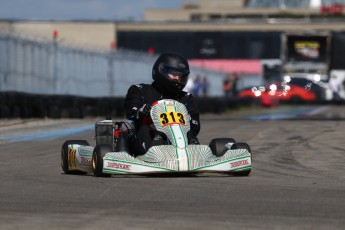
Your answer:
[0,33,245,97]
[0,33,156,97]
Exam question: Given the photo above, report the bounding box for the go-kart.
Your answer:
[61,99,252,176]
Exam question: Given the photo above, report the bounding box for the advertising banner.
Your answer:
[286,35,328,63]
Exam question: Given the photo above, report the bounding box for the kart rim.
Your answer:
[92,153,96,171]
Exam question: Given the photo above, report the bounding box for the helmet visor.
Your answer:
[159,65,189,86]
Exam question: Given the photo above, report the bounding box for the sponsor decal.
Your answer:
[294,41,319,59]
[106,162,131,171]
[230,159,249,168]
[68,148,77,169]
[80,156,92,164]
[166,106,174,112]
[165,102,175,107]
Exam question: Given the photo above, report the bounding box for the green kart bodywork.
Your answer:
[62,99,252,176]
[102,145,251,174]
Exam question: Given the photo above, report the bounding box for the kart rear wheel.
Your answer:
[209,138,236,157]
[92,144,112,177]
[231,142,252,176]
[61,140,90,174]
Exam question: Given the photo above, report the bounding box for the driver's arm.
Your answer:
[186,94,200,136]
[124,85,144,121]
[190,113,200,136]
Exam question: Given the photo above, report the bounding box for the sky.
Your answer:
[0,0,184,21]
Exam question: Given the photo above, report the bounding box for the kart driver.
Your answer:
[124,52,200,156]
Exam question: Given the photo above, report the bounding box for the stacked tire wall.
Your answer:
[0,92,238,119]
[0,92,125,119]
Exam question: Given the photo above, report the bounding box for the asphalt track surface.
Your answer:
[0,105,344,230]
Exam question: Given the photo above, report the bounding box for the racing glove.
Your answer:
[124,128,135,141]
[187,131,200,145]
[137,104,151,118]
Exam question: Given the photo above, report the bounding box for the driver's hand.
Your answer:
[138,104,151,118]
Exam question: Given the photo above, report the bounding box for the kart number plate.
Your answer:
[159,112,186,126]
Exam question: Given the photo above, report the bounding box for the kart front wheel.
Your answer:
[61,140,89,174]
[92,144,112,177]
[231,142,252,176]
[209,138,236,157]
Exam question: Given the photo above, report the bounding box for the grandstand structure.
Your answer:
[0,0,344,50]
[144,0,345,21]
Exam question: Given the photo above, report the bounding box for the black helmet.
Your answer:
[152,53,190,95]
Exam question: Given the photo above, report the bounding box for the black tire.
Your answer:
[92,144,112,177]
[290,95,302,104]
[231,142,252,176]
[209,138,236,157]
[0,106,11,118]
[239,96,255,105]
[61,140,90,174]
[48,106,61,118]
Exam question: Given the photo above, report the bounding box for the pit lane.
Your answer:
[0,105,344,229]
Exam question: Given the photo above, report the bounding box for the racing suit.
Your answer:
[124,82,200,156]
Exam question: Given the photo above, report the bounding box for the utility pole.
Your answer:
[52,30,58,93]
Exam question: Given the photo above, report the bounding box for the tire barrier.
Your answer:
[3,92,341,119]
[195,97,239,114]
[0,92,126,119]
[0,92,243,119]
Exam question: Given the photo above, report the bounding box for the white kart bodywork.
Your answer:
[65,99,252,175]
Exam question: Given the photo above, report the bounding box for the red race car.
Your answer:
[238,80,317,107]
